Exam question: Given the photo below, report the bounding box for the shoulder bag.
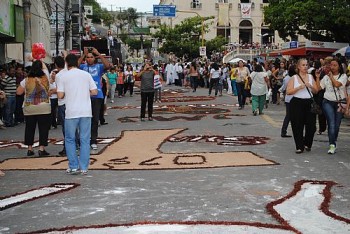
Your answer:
[298,74,322,115]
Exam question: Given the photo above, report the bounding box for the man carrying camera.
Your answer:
[78,47,110,150]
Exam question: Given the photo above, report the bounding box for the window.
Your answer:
[191,0,202,9]
[240,0,250,3]
[217,0,229,3]
[262,0,269,3]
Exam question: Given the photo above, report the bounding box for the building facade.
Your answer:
[158,0,285,47]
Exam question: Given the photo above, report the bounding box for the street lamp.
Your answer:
[257,33,269,47]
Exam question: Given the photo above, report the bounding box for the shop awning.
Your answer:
[262,47,337,57]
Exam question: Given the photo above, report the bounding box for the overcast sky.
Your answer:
[96,0,160,13]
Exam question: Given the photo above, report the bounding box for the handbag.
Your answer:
[332,73,348,114]
[298,74,322,115]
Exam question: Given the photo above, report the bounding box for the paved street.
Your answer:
[1,86,350,233]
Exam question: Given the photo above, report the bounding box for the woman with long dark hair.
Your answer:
[16,60,51,156]
[316,58,348,154]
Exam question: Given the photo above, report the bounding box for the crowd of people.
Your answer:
[1,48,350,176]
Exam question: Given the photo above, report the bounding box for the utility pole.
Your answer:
[64,0,70,50]
[23,0,32,66]
[55,3,59,56]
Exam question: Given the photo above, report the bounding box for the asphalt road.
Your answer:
[1,85,350,233]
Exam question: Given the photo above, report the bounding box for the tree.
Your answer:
[264,0,350,42]
[84,0,114,26]
[116,8,139,33]
[153,16,214,59]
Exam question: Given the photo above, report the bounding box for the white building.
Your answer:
[158,0,289,47]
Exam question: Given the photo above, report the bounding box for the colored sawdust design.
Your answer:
[154,106,230,115]
[213,113,247,119]
[117,115,206,122]
[0,129,276,170]
[20,180,350,234]
[0,183,79,211]
[161,96,215,103]
[168,135,269,146]
[108,103,236,111]
[0,138,116,150]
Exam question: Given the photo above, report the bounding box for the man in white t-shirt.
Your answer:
[57,54,97,175]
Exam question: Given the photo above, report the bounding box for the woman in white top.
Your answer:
[286,58,318,154]
[315,58,348,154]
[250,64,269,115]
[209,63,221,96]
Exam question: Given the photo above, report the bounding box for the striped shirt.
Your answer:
[1,76,17,96]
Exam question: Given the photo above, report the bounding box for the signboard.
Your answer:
[0,0,15,37]
[50,12,65,30]
[84,6,93,16]
[199,46,206,56]
[153,5,176,17]
[15,5,24,43]
[290,41,298,49]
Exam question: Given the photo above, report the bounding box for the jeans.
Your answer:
[231,80,237,95]
[154,88,162,102]
[209,78,219,95]
[58,105,66,136]
[91,98,103,145]
[15,94,24,123]
[109,84,116,100]
[50,98,58,127]
[4,96,16,126]
[281,102,291,135]
[190,76,198,91]
[236,82,246,107]
[140,92,155,118]
[65,117,91,171]
[322,99,343,146]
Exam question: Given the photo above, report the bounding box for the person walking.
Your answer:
[78,47,110,150]
[153,64,163,103]
[286,58,318,154]
[16,60,51,156]
[124,64,135,97]
[49,69,58,129]
[57,54,97,175]
[116,66,125,98]
[236,60,250,109]
[106,67,117,102]
[315,58,348,154]
[250,64,269,115]
[138,63,155,121]
[280,64,297,138]
[53,56,68,156]
[1,67,17,127]
[190,61,199,92]
[209,62,221,96]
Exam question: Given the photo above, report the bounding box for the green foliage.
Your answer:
[125,37,152,51]
[116,8,139,33]
[206,36,228,54]
[153,16,214,59]
[264,0,350,42]
[84,0,114,25]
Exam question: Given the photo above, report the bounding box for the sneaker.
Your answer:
[327,144,336,154]
[110,100,114,103]
[253,110,258,116]
[80,170,88,175]
[91,144,98,150]
[66,168,80,175]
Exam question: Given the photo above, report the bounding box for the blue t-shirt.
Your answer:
[80,63,104,99]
